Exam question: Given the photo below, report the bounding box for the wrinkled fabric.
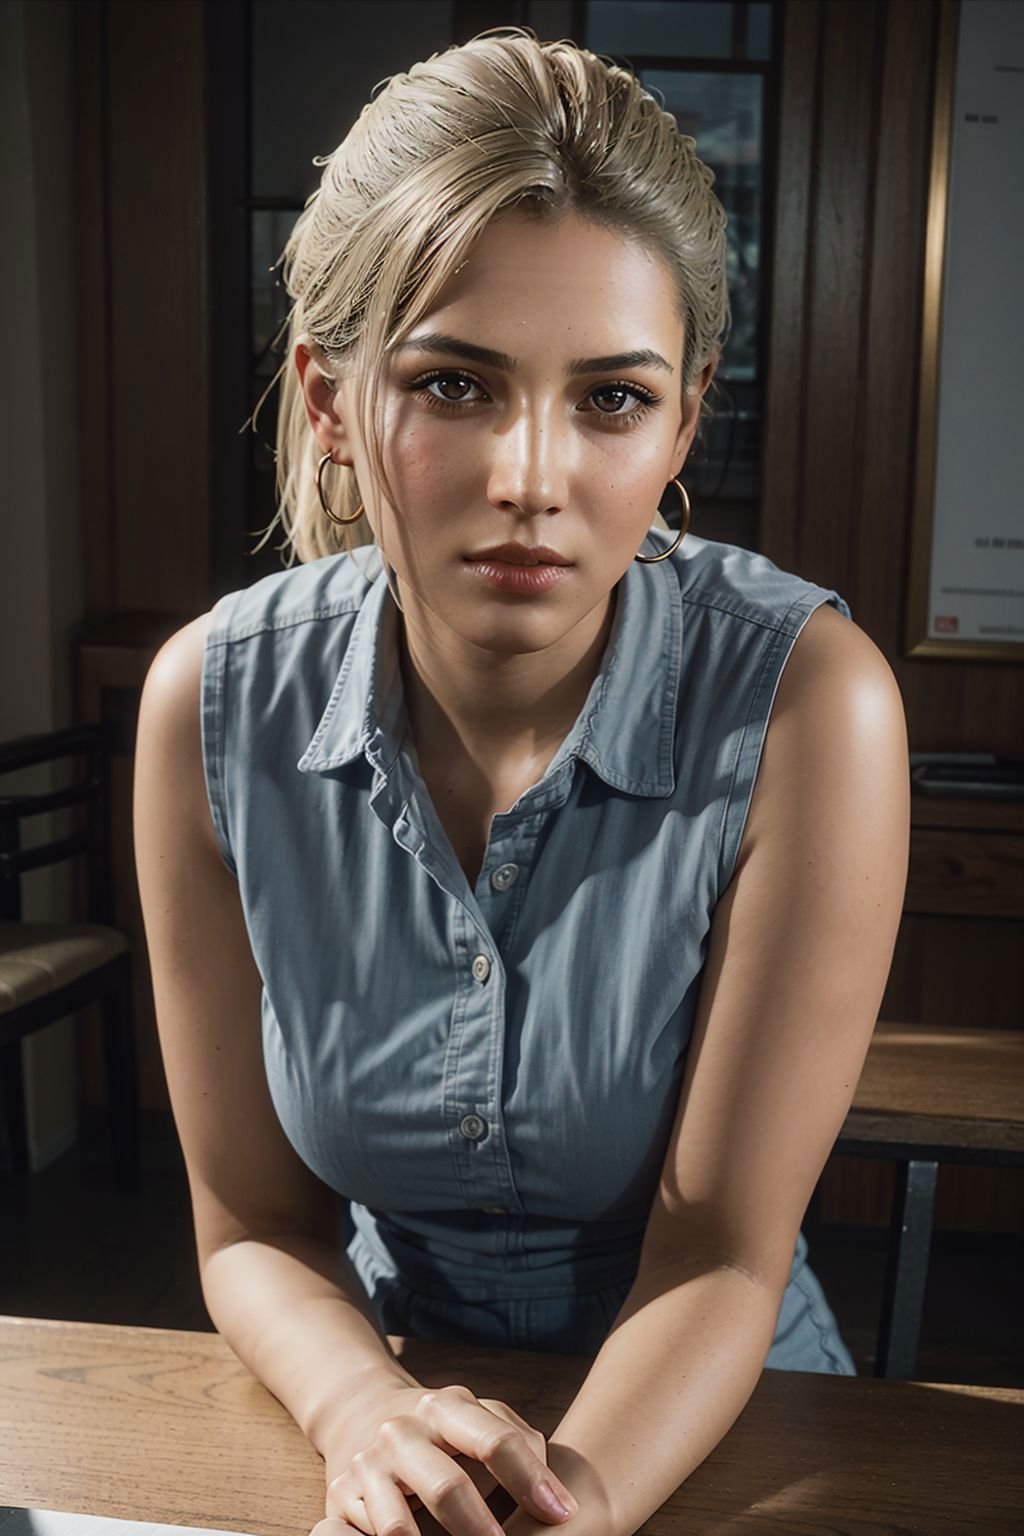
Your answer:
[201,531,855,1373]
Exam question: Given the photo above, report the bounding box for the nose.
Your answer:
[485,400,571,518]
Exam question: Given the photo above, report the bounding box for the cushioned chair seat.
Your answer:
[0,921,130,1014]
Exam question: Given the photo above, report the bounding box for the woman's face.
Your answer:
[303,211,710,657]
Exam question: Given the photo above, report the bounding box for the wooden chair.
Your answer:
[0,722,138,1191]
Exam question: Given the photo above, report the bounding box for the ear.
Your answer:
[670,356,717,477]
[295,343,357,468]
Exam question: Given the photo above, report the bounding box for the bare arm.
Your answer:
[134,616,575,1536]
[503,605,910,1536]
[134,615,419,1453]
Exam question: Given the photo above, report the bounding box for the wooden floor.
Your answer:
[1,1128,1021,1387]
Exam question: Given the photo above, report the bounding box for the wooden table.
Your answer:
[837,1022,1024,1378]
[1,1317,1022,1536]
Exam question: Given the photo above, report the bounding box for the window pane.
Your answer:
[642,69,764,500]
[643,69,761,383]
[748,2,773,60]
[586,0,735,60]
[251,0,453,200]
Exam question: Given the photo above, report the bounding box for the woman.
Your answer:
[134,28,909,1536]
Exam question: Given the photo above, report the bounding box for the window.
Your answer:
[583,0,775,525]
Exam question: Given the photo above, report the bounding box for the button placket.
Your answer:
[444,901,521,1213]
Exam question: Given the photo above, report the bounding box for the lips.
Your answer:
[466,543,571,566]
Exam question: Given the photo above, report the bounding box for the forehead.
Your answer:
[418,212,683,354]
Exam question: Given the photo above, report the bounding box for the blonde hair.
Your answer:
[251,27,730,566]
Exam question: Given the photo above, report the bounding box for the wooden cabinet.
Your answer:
[819,792,1024,1231]
[905,797,1024,924]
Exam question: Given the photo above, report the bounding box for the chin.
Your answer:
[460,613,572,657]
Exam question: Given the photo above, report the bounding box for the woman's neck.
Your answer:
[398,593,616,783]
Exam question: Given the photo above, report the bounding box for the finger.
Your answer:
[324,1474,374,1535]
[309,1521,366,1536]
[478,1400,549,1467]
[422,1392,573,1521]
[359,1463,423,1536]
[451,1451,499,1505]
[379,1435,505,1536]
[334,1468,426,1517]
[325,1469,366,1525]
[420,1394,577,1525]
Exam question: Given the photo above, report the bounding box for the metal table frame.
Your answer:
[833,1132,1024,1379]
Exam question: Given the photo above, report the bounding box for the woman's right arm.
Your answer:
[133,614,421,1454]
[133,617,576,1536]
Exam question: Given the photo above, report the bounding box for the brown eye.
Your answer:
[412,370,487,407]
[431,376,474,401]
[592,386,633,414]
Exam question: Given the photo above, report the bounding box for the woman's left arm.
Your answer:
[504,605,911,1536]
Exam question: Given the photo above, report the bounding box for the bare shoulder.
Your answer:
[779,601,902,720]
[739,602,909,869]
[142,611,212,713]
[136,612,218,860]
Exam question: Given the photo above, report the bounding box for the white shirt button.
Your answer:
[459,1113,487,1141]
[490,863,519,892]
[471,954,491,983]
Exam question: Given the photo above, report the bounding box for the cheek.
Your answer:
[381,416,473,519]
[592,417,682,504]
[597,467,667,535]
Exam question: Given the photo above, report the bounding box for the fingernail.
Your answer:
[536,1481,575,1520]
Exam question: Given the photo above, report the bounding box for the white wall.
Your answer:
[0,0,85,1169]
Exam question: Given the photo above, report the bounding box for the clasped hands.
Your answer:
[311,1381,600,1536]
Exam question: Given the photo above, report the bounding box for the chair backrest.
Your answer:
[0,722,115,926]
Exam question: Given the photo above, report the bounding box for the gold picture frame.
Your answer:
[905,0,1023,662]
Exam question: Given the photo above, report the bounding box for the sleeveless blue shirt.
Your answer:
[201,531,855,1371]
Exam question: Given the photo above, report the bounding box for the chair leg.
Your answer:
[101,961,140,1192]
[0,1039,30,1173]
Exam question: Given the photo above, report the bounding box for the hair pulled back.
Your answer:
[254,27,730,565]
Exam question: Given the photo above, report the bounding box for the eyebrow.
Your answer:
[392,331,675,376]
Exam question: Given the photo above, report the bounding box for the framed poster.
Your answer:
[906,0,1024,661]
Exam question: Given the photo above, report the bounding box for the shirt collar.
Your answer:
[296,555,403,778]
[297,543,682,798]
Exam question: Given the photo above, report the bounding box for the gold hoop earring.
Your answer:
[316,451,365,526]
[635,479,691,564]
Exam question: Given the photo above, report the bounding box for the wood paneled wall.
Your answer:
[761,0,1022,1230]
[73,0,211,1116]
[763,0,1020,758]
[75,0,209,623]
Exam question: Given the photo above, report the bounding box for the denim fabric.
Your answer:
[201,531,855,1374]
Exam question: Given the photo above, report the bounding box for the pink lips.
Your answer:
[463,543,572,594]
[467,543,571,566]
